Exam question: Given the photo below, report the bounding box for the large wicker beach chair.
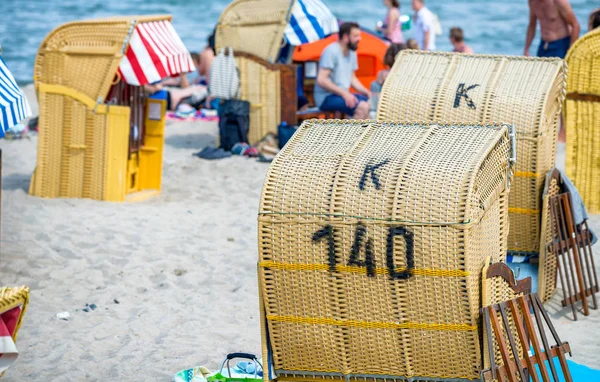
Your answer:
[0,286,30,379]
[30,15,193,202]
[215,1,297,145]
[564,27,600,214]
[234,52,297,146]
[377,51,567,301]
[258,119,521,381]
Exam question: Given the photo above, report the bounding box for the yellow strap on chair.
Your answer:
[37,82,109,114]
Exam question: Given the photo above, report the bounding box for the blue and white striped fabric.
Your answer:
[0,57,31,138]
[284,0,339,46]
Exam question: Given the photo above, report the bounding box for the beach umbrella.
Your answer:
[283,0,339,46]
[0,47,31,138]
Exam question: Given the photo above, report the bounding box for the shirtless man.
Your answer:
[524,0,580,59]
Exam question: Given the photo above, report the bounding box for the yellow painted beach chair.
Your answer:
[0,286,30,379]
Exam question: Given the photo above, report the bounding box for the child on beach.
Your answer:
[449,27,474,53]
[370,43,407,111]
[406,38,419,49]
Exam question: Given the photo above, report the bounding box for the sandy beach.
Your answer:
[0,86,599,380]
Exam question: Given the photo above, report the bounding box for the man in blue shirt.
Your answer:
[314,22,371,119]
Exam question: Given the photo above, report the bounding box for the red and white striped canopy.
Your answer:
[118,20,195,86]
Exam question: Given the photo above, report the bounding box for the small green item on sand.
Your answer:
[207,353,263,382]
[173,366,211,382]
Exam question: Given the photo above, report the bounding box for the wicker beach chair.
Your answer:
[564,27,600,214]
[215,0,293,64]
[29,15,192,202]
[233,52,297,146]
[0,286,30,379]
[538,169,563,302]
[215,1,298,146]
[377,51,567,301]
[258,119,518,382]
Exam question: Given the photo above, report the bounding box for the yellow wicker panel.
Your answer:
[0,286,30,380]
[63,98,88,198]
[139,99,166,192]
[34,15,172,102]
[216,0,293,63]
[377,51,566,255]
[31,15,171,202]
[237,56,281,145]
[565,27,600,213]
[104,105,131,202]
[31,92,64,198]
[538,173,562,302]
[259,120,513,381]
[30,83,133,201]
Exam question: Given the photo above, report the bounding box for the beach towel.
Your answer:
[166,111,219,122]
[531,353,600,381]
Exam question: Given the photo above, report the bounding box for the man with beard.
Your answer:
[314,22,371,119]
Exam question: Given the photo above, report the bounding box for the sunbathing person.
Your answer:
[143,81,207,111]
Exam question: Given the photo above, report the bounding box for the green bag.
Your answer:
[206,353,263,382]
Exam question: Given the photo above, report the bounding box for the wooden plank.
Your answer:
[498,303,527,380]
[562,194,590,316]
[518,297,551,382]
[551,196,579,320]
[279,62,298,126]
[488,305,518,382]
[508,299,539,382]
[481,343,571,381]
[483,307,498,381]
[561,286,599,306]
[487,263,532,294]
[530,295,560,381]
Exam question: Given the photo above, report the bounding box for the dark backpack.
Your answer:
[218,99,250,151]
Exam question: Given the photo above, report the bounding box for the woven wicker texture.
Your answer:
[258,120,513,381]
[538,170,562,302]
[377,51,566,256]
[481,260,530,374]
[237,55,281,145]
[30,16,167,201]
[0,286,30,379]
[564,27,600,214]
[34,15,170,102]
[216,0,293,63]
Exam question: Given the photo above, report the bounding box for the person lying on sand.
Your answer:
[143,81,207,111]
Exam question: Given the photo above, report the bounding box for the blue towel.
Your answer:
[530,356,600,381]
[506,262,539,293]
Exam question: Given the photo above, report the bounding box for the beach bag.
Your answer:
[218,99,250,151]
[206,353,263,382]
[209,47,240,100]
[277,122,297,149]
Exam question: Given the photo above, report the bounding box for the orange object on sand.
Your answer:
[293,29,388,93]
